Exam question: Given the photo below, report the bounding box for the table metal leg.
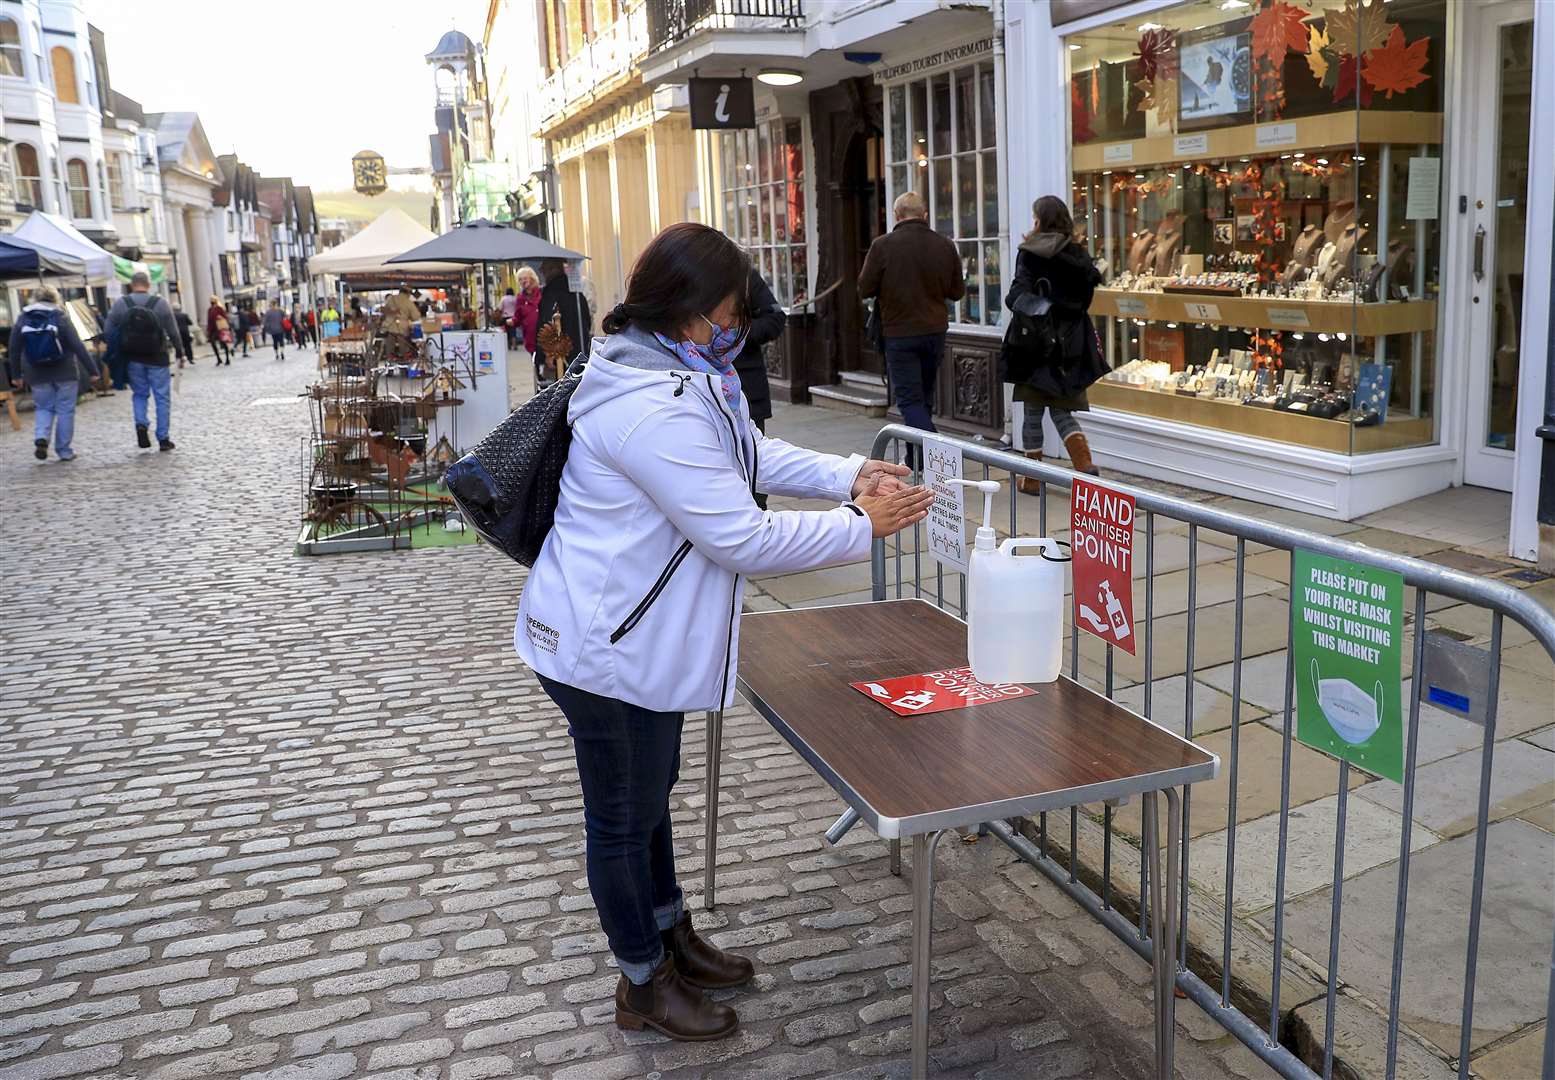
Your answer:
[890,837,902,877]
[910,830,945,1080]
[1144,789,1183,1080]
[703,710,723,910]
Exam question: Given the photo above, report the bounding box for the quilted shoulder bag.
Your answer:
[443,362,583,566]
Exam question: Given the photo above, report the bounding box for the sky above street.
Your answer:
[86,0,492,193]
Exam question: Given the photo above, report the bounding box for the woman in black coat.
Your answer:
[735,267,783,432]
[1005,195,1103,487]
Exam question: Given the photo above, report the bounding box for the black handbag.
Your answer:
[443,364,583,566]
[999,281,1063,385]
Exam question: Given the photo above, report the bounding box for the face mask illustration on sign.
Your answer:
[1310,658,1383,745]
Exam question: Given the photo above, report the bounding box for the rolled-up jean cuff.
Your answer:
[654,896,684,932]
[617,945,665,986]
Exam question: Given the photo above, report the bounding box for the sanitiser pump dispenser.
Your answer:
[946,479,1068,685]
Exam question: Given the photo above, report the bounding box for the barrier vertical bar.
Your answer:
[1180,524,1197,967]
[1144,511,1155,720]
[1322,760,1351,1080]
[1384,587,1429,1078]
[1222,537,1247,1008]
[1103,803,1113,910]
[1456,613,1504,1079]
[1269,547,1299,1043]
[871,538,887,602]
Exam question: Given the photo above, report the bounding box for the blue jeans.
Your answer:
[127,362,172,440]
[31,380,79,458]
[537,674,685,984]
[884,333,944,435]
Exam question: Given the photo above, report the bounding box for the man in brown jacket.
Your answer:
[858,191,966,441]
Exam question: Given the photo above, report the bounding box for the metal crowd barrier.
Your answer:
[862,422,1555,1080]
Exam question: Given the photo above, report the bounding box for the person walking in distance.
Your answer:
[262,301,287,359]
[172,299,196,367]
[7,286,99,462]
[738,266,784,509]
[303,305,318,348]
[498,286,519,350]
[514,266,541,358]
[515,222,930,1044]
[1005,195,1104,488]
[106,271,186,451]
[206,295,233,365]
[858,191,965,464]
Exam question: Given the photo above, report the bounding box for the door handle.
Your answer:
[1473,224,1485,282]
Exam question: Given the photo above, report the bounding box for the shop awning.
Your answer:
[12,211,115,286]
[0,235,86,279]
[306,207,467,278]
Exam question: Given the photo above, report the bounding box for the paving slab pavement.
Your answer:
[0,354,1278,1080]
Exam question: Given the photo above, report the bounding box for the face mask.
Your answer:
[698,313,745,364]
[1311,659,1382,745]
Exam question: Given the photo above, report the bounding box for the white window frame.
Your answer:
[65,156,92,219]
[882,59,1002,328]
[0,17,23,78]
[12,142,41,207]
[717,117,809,309]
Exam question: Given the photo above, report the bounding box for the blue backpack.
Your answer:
[19,307,64,365]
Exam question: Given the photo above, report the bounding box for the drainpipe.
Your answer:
[1538,194,1555,571]
[992,0,1011,445]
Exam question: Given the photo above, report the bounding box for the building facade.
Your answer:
[147,111,222,308]
[1007,0,1553,561]
[101,92,173,283]
[482,0,549,234]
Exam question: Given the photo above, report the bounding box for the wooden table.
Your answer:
[710,599,1219,1079]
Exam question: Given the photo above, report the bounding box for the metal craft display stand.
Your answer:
[295,323,473,556]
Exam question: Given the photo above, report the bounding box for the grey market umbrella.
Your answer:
[387,220,587,331]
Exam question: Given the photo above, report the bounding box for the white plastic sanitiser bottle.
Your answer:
[947,479,1068,685]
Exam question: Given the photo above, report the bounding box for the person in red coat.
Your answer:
[205,295,233,366]
[515,266,542,354]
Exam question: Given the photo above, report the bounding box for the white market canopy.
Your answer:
[13,211,115,286]
[307,207,466,277]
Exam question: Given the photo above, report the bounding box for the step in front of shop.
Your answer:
[808,372,888,417]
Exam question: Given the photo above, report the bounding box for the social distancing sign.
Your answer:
[1070,478,1137,655]
[1292,550,1404,781]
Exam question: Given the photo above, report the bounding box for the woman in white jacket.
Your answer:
[515,223,931,1042]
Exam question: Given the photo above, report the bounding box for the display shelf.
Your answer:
[1088,382,1434,454]
[1091,289,1437,336]
[1073,110,1444,174]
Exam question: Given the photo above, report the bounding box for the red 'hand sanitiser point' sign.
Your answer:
[1070,477,1137,655]
[851,668,1037,717]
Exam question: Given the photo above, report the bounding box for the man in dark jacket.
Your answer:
[535,259,591,384]
[858,190,965,443]
[105,271,186,451]
[7,287,98,461]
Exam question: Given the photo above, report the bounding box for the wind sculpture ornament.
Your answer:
[537,315,574,383]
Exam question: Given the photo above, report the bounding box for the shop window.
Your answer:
[50,46,76,104]
[0,18,22,77]
[1067,0,1447,456]
[13,143,41,208]
[66,158,91,218]
[884,61,1001,327]
[718,118,808,309]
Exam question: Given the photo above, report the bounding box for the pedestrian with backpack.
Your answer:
[263,301,287,359]
[6,286,98,462]
[105,271,186,452]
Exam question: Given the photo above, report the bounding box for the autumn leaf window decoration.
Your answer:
[1248,0,1308,118]
[1133,28,1178,126]
[1320,0,1431,106]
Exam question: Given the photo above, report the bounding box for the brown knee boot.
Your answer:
[615,953,738,1041]
[1017,449,1044,495]
[1064,431,1100,476]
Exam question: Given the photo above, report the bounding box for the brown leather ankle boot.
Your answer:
[1064,432,1101,476]
[615,953,738,1041]
[663,913,754,989]
[1017,449,1044,496]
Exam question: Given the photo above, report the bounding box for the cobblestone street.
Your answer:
[0,349,1280,1080]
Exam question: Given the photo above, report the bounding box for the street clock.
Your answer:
[352,150,387,196]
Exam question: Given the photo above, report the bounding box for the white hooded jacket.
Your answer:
[514,326,872,713]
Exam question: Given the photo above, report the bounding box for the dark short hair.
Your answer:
[602,222,749,343]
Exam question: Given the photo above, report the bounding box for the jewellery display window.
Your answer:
[1067,0,1447,455]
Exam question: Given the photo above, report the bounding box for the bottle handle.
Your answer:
[998,538,1073,562]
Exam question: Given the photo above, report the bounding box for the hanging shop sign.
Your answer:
[352,150,387,197]
[1070,477,1137,654]
[1292,550,1404,781]
[689,78,756,130]
[852,668,1036,717]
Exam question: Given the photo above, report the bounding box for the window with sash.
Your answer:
[66,158,91,218]
[718,118,808,309]
[884,60,1001,327]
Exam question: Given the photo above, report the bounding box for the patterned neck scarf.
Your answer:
[655,319,745,414]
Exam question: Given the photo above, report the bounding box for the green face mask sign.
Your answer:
[1291,550,1404,782]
